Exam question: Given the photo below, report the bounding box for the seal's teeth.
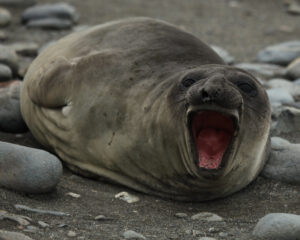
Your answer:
[234,130,238,137]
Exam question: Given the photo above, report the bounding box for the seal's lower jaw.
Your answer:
[188,109,239,172]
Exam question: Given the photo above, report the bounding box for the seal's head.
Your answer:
[168,64,270,198]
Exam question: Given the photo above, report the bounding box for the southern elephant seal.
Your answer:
[21,18,271,201]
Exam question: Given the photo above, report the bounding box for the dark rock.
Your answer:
[257,41,300,65]
[0,63,12,81]
[0,0,35,7]
[22,3,79,24]
[253,213,300,240]
[26,18,73,30]
[0,45,19,76]
[0,80,27,132]
[10,42,39,57]
[0,141,62,193]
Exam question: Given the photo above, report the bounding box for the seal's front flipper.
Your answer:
[26,56,74,109]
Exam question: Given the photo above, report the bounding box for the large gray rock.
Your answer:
[266,78,300,98]
[235,62,286,79]
[0,141,62,193]
[273,107,300,135]
[210,45,235,64]
[0,81,27,132]
[266,88,294,106]
[286,58,300,80]
[22,2,79,24]
[257,41,300,66]
[261,137,300,184]
[0,63,12,81]
[253,213,300,240]
[0,8,11,27]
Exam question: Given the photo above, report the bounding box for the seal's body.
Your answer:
[21,18,271,201]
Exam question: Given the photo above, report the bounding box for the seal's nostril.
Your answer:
[201,89,210,101]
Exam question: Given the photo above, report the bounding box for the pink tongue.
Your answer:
[197,128,231,169]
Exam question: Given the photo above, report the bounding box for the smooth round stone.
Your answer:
[0,80,27,132]
[0,63,12,81]
[262,137,300,184]
[257,41,300,65]
[253,213,300,240]
[266,78,300,98]
[123,230,146,239]
[235,62,286,79]
[0,141,63,193]
[0,45,19,76]
[22,2,79,24]
[10,42,38,57]
[26,18,73,30]
[286,58,300,80]
[0,8,11,27]
[211,45,235,64]
[266,88,294,105]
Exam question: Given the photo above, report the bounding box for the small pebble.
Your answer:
[123,230,146,239]
[115,191,139,203]
[67,230,77,237]
[66,192,81,198]
[191,212,223,222]
[198,237,216,240]
[192,230,202,236]
[219,232,228,237]
[38,220,49,228]
[175,212,187,218]
[94,215,113,221]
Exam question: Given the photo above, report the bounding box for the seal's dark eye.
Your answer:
[182,78,196,88]
[237,81,257,97]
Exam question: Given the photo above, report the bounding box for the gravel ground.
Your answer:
[1,0,300,239]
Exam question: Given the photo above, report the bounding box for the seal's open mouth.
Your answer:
[190,111,238,170]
